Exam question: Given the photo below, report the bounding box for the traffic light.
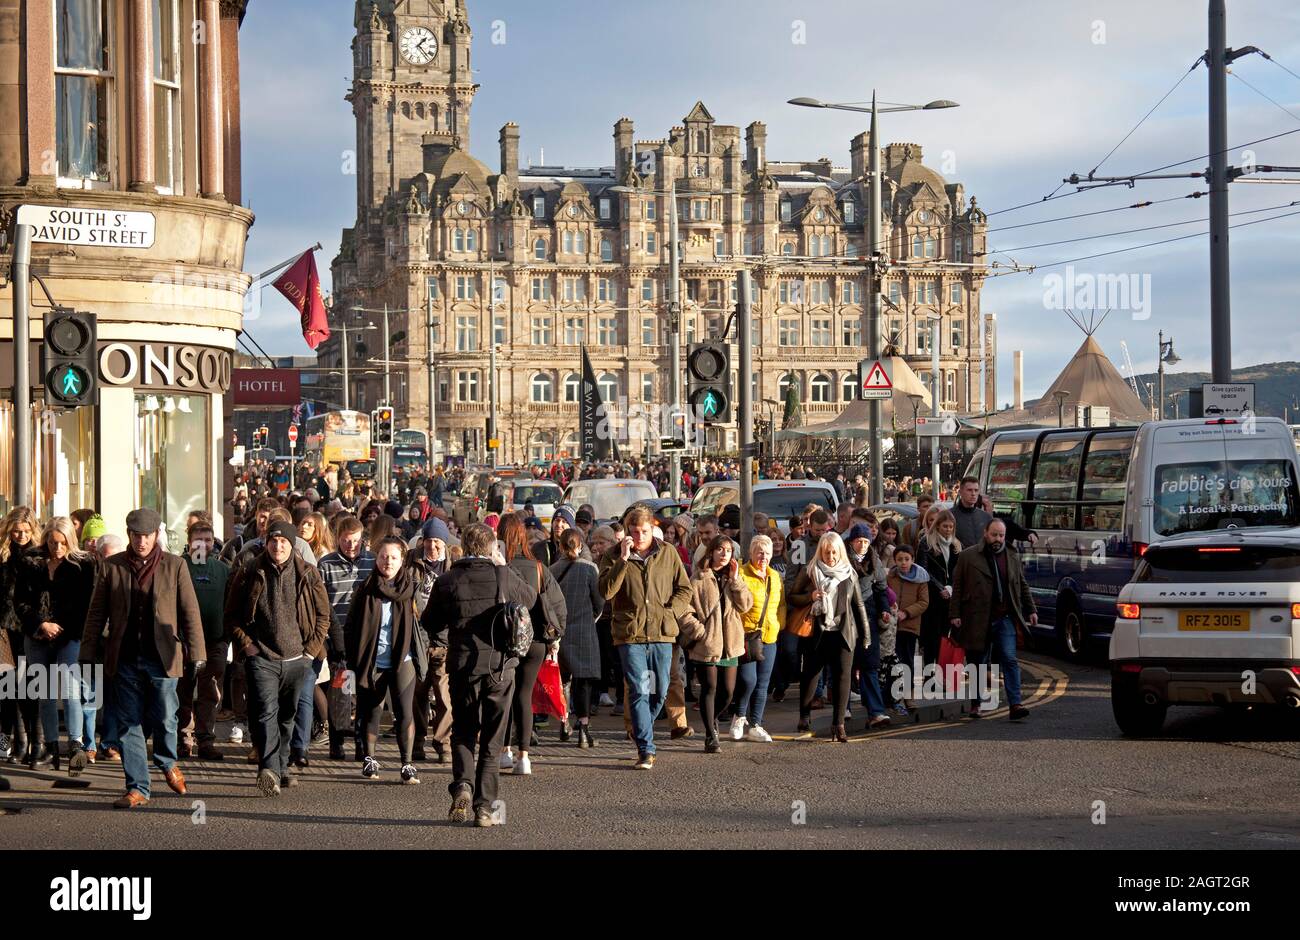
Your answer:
[686,341,731,424]
[41,309,97,408]
[372,406,394,446]
[660,407,687,452]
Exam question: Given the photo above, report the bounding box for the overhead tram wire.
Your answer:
[1086,56,1204,178]
[983,193,1204,235]
[1228,70,1300,125]
[987,205,1300,275]
[1258,50,1300,87]
[984,200,1300,254]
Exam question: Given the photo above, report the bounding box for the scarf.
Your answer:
[812,556,854,623]
[359,569,417,676]
[892,563,930,585]
[128,543,162,592]
[983,542,1006,605]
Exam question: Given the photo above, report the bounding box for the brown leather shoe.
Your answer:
[164,766,187,795]
[113,790,150,809]
[669,726,695,740]
[102,747,122,762]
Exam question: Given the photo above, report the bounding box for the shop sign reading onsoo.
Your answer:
[98,342,232,394]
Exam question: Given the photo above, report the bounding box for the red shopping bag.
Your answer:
[531,656,568,722]
[938,636,967,693]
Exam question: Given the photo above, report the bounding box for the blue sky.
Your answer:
[238,0,1300,405]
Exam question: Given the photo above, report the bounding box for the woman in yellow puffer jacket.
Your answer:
[733,533,785,744]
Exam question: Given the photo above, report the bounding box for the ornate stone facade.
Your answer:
[329,0,990,463]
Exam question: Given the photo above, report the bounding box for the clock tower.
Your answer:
[350,0,478,212]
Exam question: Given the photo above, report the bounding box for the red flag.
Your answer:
[273,250,330,350]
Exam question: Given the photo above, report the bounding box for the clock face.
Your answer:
[456,201,467,215]
[399,26,438,65]
[567,204,577,217]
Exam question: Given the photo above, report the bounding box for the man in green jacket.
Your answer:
[597,505,692,769]
[178,520,230,759]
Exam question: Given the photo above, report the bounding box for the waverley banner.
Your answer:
[580,347,611,462]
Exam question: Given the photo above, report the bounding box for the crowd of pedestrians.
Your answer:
[0,459,1036,824]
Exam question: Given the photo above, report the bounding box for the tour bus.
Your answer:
[303,410,372,467]
[964,416,1300,659]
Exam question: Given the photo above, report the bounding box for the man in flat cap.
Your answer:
[82,508,206,809]
[224,520,330,796]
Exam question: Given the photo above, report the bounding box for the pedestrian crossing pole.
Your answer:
[738,269,754,554]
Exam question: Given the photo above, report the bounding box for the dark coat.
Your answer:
[343,568,430,687]
[81,551,205,679]
[16,550,98,650]
[550,557,603,679]
[950,543,1037,652]
[915,538,960,645]
[1,544,40,668]
[223,552,331,661]
[788,565,870,651]
[421,557,538,677]
[507,555,567,643]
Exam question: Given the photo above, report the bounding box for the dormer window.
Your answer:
[842,200,855,224]
[532,196,546,219]
[780,200,792,223]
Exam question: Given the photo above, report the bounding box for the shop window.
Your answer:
[135,393,209,547]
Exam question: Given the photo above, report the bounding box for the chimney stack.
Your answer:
[499,123,519,184]
[745,121,767,174]
[614,118,635,177]
[1013,351,1024,410]
[850,131,871,180]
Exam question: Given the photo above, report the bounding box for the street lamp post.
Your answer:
[789,93,958,504]
[1157,331,1180,421]
[1053,390,1070,427]
[907,392,923,474]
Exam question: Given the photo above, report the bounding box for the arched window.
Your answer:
[843,241,858,258]
[529,432,554,463]
[576,231,587,254]
[563,372,581,403]
[924,236,937,258]
[452,228,464,251]
[811,373,831,403]
[600,237,613,262]
[534,238,547,261]
[912,234,924,257]
[778,372,801,402]
[781,242,794,256]
[466,228,477,251]
[414,102,425,120]
[841,373,857,402]
[560,432,580,459]
[400,101,411,119]
[562,231,573,254]
[531,373,554,403]
[598,372,619,404]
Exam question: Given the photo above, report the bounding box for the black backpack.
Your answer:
[492,566,533,665]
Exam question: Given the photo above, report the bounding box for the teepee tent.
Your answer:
[1024,334,1150,424]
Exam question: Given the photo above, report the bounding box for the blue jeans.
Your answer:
[988,616,1022,706]
[79,664,101,751]
[100,677,121,753]
[617,642,672,757]
[246,655,312,780]
[290,657,323,756]
[855,640,886,718]
[24,637,83,746]
[115,655,180,799]
[734,641,778,727]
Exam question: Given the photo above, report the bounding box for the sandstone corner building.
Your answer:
[0,0,252,541]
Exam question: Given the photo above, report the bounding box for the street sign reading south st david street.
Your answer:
[16,205,157,249]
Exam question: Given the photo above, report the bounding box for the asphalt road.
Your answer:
[2,651,1297,850]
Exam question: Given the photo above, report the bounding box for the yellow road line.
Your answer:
[771,654,1071,743]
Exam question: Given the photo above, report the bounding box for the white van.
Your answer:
[561,479,659,523]
[964,416,1300,658]
[689,480,838,534]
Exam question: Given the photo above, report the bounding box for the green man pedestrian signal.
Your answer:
[686,341,731,424]
[41,310,97,408]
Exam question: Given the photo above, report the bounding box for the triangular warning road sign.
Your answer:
[861,361,892,392]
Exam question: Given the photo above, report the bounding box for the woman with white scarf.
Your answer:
[915,510,962,666]
[787,532,869,742]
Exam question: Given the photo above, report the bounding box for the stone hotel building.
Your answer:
[329,0,992,463]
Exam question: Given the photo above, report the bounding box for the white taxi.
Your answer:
[1109,529,1300,736]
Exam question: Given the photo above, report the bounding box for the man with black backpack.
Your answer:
[421,524,538,828]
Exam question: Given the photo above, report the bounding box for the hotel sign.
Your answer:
[17,205,157,249]
[231,368,301,405]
